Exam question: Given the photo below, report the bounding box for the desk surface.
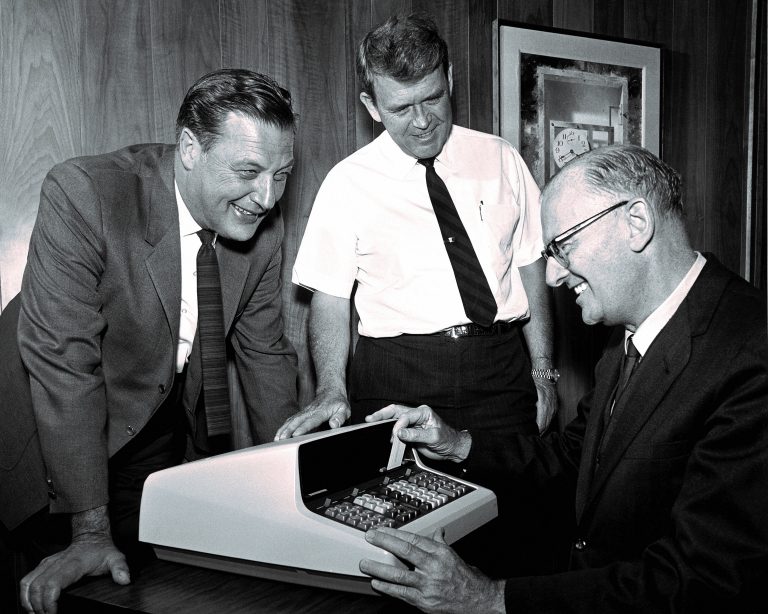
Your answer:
[61,559,417,614]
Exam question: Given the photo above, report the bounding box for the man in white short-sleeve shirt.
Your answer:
[278,13,557,444]
[277,13,559,577]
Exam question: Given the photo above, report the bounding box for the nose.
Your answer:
[248,176,278,211]
[545,257,568,288]
[411,104,430,129]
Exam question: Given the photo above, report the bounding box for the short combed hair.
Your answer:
[356,12,449,101]
[175,69,296,151]
[546,144,684,219]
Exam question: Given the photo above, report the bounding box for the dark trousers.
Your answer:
[349,326,538,435]
[348,327,552,578]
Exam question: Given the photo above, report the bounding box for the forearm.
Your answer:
[518,258,554,369]
[309,291,351,396]
[71,505,112,539]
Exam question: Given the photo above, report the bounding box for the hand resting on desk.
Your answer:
[20,535,130,614]
[19,506,130,614]
[274,390,350,440]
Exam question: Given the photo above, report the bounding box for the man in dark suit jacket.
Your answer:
[0,69,299,613]
[360,145,768,613]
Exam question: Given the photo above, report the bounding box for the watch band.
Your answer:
[531,368,560,383]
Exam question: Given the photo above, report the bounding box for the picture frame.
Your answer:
[494,22,662,186]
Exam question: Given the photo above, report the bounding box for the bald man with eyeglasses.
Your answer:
[359,144,768,614]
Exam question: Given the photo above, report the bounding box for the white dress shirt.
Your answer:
[292,125,543,337]
[175,181,203,373]
[625,252,707,356]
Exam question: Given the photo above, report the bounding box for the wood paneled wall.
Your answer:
[1,0,763,422]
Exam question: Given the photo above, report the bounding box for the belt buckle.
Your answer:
[448,326,461,339]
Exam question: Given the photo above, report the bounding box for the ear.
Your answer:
[359,92,382,123]
[626,198,654,252]
[447,64,453,95]
[178,127,202,171]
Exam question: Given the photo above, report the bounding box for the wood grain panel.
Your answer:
[347,0,372,150]
[81,0,155,152]
[268,0,348,406]
[220,0,271,73]
[149,0,220,143]
[705,0,750,272]
[0,0,85,308]
[467,0,495,132]
[553,0,594,32]
[593,0,624,36]
[621,0,672,43]
[497,0,553,25]
[662,0,709,253]
[371,0,412,29]
[749,0,766,288]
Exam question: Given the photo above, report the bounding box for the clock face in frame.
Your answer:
[552,127,590,168]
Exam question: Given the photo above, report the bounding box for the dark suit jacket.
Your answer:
[464,256,767,613]
[0,144,298,530]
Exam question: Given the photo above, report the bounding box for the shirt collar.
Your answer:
[175,180,204,239]
[627,252,707,356]
[376,125,455,179]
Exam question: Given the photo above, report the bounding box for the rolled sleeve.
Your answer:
[292,169,358,299]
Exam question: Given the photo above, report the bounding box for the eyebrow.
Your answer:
[234,158,295,171]
[387,89,445,113]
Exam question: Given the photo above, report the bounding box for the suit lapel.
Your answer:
[575,256,730,524]
[582,316,692,518]
[144,150,181,346]
[575,333,623,520]
[216,243,250,333]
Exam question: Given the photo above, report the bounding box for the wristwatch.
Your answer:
[531,368,560,383]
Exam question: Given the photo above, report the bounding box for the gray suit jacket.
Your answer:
[0,144,298,529]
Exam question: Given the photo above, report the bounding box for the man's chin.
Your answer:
[579,310,602,326]
[218,219,263,242]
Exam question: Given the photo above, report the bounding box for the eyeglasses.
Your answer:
[541,200,629,269]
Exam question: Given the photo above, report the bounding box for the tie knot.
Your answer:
[626,335,640,359]
[418,157,436,168]
[197,229,215,246]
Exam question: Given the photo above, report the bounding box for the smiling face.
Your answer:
[178,112,294,241]
[360,67,453,160]
[542,175,634,327]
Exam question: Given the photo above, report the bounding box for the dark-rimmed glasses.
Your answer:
[541,200,629,269]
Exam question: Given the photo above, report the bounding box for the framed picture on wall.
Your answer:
[493,22,662,186]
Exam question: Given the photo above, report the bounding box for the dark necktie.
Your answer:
[596,335,641,467]
[616,335,641,397]
[418,157,497,327]
[196,230,231,437]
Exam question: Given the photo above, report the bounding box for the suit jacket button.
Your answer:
[46,478,57,500]
[158,384,166,394]
[126,425,136,436]
[574,538,587,551]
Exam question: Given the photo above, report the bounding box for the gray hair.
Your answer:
[546,144,683,219]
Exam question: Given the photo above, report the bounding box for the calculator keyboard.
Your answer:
[307,465,473,532]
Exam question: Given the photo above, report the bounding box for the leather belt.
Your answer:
[433,321,517,338]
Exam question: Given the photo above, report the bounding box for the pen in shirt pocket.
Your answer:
[479,200,484,221]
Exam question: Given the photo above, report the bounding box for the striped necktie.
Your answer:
[196,229,231,437]
[418,157,497,327]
